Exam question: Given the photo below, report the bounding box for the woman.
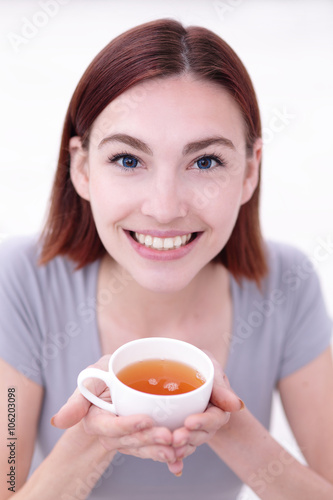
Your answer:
[0,19,332,500]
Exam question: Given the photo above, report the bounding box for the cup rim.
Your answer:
[109,337,214,399]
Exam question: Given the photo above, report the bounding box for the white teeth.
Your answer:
[144,235,153,247]
[134,232,193,250]
[174,236,182,248]
[152,237,163,250]
[163,238,174,250]
[138,233,145,244]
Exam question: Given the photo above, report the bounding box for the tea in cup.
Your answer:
[77,337,214,430]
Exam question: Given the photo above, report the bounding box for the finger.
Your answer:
[52,355,111,428]
[207,355,244,412]
[172,427,191,448]
[53,378,108,429]
[185,404,230,433]
[52,387,93,428]
[174,443,197,460]
[118,444,177,464]
[83,412,163,440]
[172,424,220,449]
[99,425,173,453]
[210,385,243,413]
[167,459,184,477]
[99,425,175,460]
[118,427,173,448]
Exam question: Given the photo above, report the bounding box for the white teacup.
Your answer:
[77,337,214,430]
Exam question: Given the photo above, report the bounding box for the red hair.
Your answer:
[40,19,267,284]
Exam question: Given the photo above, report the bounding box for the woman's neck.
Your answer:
[97,255,230,340]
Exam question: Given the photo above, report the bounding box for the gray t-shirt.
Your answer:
[0,236,331,500]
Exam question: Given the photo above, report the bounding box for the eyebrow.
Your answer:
[98,134,153,154]
[182,136,235,155]
[98,133,235,155]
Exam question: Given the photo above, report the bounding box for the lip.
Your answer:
[123,230,203,261]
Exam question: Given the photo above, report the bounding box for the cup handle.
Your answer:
[77,367,117,413]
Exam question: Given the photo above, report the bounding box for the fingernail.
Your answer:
[239,399,245,410]
[175,471,182,477]
[50,416,56,427]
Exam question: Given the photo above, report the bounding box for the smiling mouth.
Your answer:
[130,231,198,251]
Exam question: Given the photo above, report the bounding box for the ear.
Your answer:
[69,136,90,201]
[241,138,262,205]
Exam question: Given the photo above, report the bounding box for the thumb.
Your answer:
[51,388,93,429]
[52,355,111,429]
[205,352,244,412]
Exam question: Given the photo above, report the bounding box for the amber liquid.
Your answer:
[117,359,206,395]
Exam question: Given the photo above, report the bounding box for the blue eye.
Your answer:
[195,155,226,170]
[120,155,138,168]
[108,153,139,170]
[197,157,213,169]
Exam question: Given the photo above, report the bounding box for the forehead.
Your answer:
[90,75,246,151]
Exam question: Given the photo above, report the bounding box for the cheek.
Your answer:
[196,180,244,255]
[209,202,240,243]
[87,174,130,228]
[195,175,244,222]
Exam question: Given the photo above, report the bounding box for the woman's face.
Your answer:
[70,75,261,292]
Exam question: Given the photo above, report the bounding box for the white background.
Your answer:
[1,1,333,498]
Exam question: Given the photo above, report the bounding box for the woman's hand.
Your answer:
[52,356,182,474]
[168,355,244,475]
[52,354,243,477]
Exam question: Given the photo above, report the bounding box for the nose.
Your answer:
[141,169,188,224]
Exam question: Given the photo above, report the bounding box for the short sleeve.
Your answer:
[0,237,44,385]
[278,251,332,380]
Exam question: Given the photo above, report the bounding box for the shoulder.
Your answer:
[264,240,321,297]
[265,240,312,275]
[0,235,40,292]
[0,235,73,285]
[0,234,98,300]
[0,236,100,386]
[0,234,39,267]
[231,240,331,382]
[232,240,330,334]
[263,240,331,345]
[234,240,315,304]
[263,242,332,379]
